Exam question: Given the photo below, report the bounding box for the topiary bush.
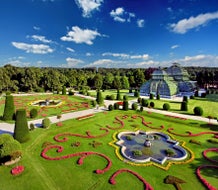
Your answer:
[140,106,143,112]
[108,104,114,111]
[13,109,30,143]
[123,100,129,111]
[116,91,121,100]
[91,100,97,107]
[132,103,138,110]
[141,98,149,107]
[96,90,103,104]
[123,95,128,101]
[3,95,15,121]
[29,123,35,131]
[156,94,160,100]
[149,93,154,99]
[163,103,170,111]
[134,91,139,97]
[30,108,38,118]
[193,106,203,116]
[183,96,188,102]
[62,86,67,95]
[42,118,51,129]
[180,101,188,111]
[137,97,142,104]
[68,90,74,95]
[114,103,119,110]
[150,101,155,108]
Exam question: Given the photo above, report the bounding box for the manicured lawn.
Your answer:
[0,94,92,122]
[0,110,217,190]
[143,94,218,118]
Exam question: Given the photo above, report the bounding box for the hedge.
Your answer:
[163,103,170,111]
[42,118,51,129]
[30,108,38,118]
[193,106,203,116]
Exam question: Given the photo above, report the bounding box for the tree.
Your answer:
[134,69,145,88]
[103,73,114,89]
[0,134,22,162]
[62,86,67,95]
[93,73,103,90]
[121,76,130,89]
[14,109,30,143]
[3,95,15,121]
[113,76,122,90]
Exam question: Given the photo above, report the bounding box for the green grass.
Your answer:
[144,94,218,118]
[0,110,217,190]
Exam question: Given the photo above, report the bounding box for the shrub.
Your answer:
[123,95,128,101]
[96,90,103,104]
[108,104,114,111]
[163,103,170,111]
[134,91,139,97]
[13,109,30,143]
[193,106,203,116]
[140,106,143,112]
[132,103,138,110]
[189,139,201,145]
[180,101,188,111]
[149,93,154,99]
[30,108,38,118]
[114,103,119,110]
[29,123,35,131]
[110,95,115,100]
[132,150,142,157]
[3,95,15,121]
[116,92,121,100]
[156,94,160,100]
[91,100,97,107]
[126,135,132,141]
[42,118,51,129]
[207,139,218,144]
[137,97,142,104]
[62,86,67,95]
[129,89,132,93]
[165,149,175,156]
[68,90,74,95]
[201,93,206,98]
[123,100,129,111]
[150,101,155,108]
[0,134,22,161]
[183,96,188,102]
[105,95,110,100]
[141,98,149,107]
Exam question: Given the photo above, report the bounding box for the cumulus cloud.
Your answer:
[66,47,75,52]
[137,19,145,28]
[85,59,125,68]
[33,26,40,31]
[173,54,218,67]
[61,26,101,45]
[110,7,135,23]
[12,42,54,54]
[28,35,52,43]
[170,11,218,34]
[75,0,103,17]
[64,57,84,67]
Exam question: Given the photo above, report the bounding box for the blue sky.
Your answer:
[0,0,218,68]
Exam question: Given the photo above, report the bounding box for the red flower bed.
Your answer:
[106,116,125,130]
[56,122,63,127]
[203,148,218,164]
[109,168,154,190]
[41,145,112,174]
[76,114,94,120]
[117,102,123,106]
[165,114,187,120]
[196,165,218,190]
[11,165,25,176]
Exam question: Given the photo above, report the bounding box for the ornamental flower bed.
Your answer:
[11,165,25,176]
[76,114,94,120]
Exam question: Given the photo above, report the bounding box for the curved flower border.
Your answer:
[11,165,25,176]
[41,145,112,174]
[202,148,218,164]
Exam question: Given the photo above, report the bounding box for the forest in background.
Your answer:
[0,64,218,93]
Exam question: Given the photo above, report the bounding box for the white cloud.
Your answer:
[86,52,92,56]
[171,44,179,49]
[170,11,218,34]
[61,26,101,45]
[28,35,52,43]
[66,47,75,52]
[12,42,54,54]
[173,54,218,67]
[102,52,149,60]
[85,59,125,68]
[75,0,103,17]
[5,59,30,67]
[33,26,40,31]
[137,19,145,28]
[64,57,84,67]
[110,7,135,23]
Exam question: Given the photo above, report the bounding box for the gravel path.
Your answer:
[0,94,217,134]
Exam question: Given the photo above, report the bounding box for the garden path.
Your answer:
[0,93,217,134]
